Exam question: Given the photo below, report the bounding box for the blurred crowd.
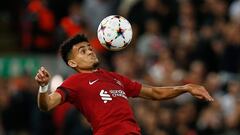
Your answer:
[0,0,240,135]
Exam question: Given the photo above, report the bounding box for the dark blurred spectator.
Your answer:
[21,0,55,53]
[183,60,206,85]
[136,18,166,62]
[197,0,228,27]
[229,0,240,24]
[31,110,56,135]
[82,0,120,32]
[168,26,188,68]
[157,108,176,135]
[175,102,198,135]
[55,1,86,45]
[204,72,224,99]
[219,80,239,118]
[147,49,183,86]
[0,79,9,134]
[195,37,225,72]
[1,75,35,135]
[128,0,176,36]
[113,50,141,78]
[221,23,240,73]
[118,0,139,17]
[48,0,85,24]
[197,101,224,135]
[54,0,107,59]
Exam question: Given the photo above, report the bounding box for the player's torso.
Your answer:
[75,70,128,106]
[71,70,140,134]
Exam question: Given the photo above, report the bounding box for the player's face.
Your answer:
[68,42,99,70]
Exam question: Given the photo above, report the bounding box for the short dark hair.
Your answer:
[59,34,88,65]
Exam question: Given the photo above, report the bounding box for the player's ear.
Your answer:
[68,60,77,68]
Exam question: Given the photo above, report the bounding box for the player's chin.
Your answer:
[93,61,100,68]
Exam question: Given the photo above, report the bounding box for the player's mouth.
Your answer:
[90,55,97,60]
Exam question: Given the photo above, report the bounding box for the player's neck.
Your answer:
[77,68,98,73]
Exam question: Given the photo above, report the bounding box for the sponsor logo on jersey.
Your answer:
[99,89,127,103]
[99,90,112,103]
[109,90,127,99]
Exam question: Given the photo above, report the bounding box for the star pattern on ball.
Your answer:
[105,41,112,48]
[117,28,124,38]
[100,25,106,32]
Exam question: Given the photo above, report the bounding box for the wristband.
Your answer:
[39,84,49,93]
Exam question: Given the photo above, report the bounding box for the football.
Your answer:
[97,15,132,51]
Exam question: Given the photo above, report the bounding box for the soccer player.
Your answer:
[35,34,214,135]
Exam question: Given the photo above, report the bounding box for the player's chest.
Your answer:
[76,75,128,104]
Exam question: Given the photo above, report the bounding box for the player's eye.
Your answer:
[79,49,86,54]
[88,46,93,51]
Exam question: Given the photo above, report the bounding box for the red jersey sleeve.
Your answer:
[55,75,78,104]
[110,72,142,98]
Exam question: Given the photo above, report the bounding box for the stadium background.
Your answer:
[0,0,240,135]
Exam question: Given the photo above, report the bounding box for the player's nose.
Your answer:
[87,49,94,56]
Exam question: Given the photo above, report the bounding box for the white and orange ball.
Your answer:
[97,15,132,51]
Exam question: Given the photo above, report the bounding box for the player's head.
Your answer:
[59,34,99,71]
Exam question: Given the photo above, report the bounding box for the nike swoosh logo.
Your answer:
[89,79,99,85]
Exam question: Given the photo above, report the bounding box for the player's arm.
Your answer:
[35,67,62,111]
[139,84,214,101]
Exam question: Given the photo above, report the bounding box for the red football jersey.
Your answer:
[56,69,142,135]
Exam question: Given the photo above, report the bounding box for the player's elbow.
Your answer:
[38,102,51,112]
[39,107,49,112]
[151,88,168,101]
[151,95,165,101]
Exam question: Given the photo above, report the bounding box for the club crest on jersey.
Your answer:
[114,78,123,87]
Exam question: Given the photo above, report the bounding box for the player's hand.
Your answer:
[35,66,51,87]
[185,84,214,101]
